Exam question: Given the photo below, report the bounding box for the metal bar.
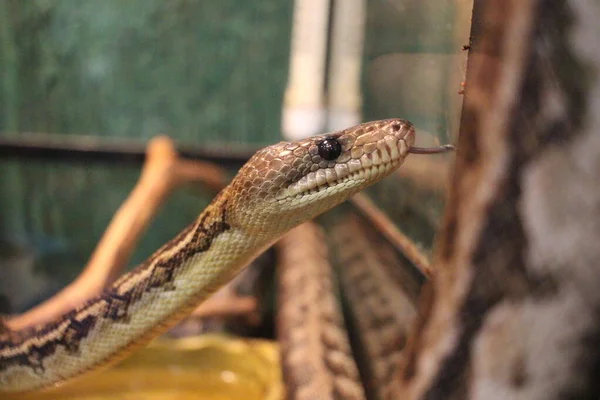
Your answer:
[0,133,257,167]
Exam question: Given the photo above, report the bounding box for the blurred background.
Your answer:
[0,0,469,315]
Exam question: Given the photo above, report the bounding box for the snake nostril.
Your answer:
[391,123,401,132]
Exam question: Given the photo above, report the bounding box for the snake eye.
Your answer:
[317,138,342,161]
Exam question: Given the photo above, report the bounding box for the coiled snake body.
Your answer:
[0,119,415,393]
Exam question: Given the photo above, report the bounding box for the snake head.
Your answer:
[227,119,415,234]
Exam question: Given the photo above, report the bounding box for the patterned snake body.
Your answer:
[278,223,366,400]
[0,119,415,393]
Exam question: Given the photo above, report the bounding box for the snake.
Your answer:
[0,118,433,393]
[277,222,366,400]
[331,216,418,400]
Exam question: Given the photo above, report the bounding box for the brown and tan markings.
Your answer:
[0,199,230,374]
[277,222,366,400]
[331,217,417,400]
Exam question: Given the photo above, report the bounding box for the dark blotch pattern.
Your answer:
[0,200,230,374]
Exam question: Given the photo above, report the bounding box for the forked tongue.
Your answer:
[409,144,455,154]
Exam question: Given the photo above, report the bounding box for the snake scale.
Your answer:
[0,119,417,393]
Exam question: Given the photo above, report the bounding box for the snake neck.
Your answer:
[0,191,273,392]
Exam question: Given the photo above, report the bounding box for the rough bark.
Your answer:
[395,0,600,399]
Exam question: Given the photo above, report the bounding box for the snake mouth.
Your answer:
[278,137,410,200]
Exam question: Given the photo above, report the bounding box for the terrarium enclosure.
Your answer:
[1,1,600,399]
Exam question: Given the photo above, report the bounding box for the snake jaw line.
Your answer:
[272,121,414,203]
[285,157,402,201]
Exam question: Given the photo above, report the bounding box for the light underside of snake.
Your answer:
[0,119,415,393]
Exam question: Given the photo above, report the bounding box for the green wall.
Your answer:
[0,0,464,312]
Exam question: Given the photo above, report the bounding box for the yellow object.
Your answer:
[18,335,283,400]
